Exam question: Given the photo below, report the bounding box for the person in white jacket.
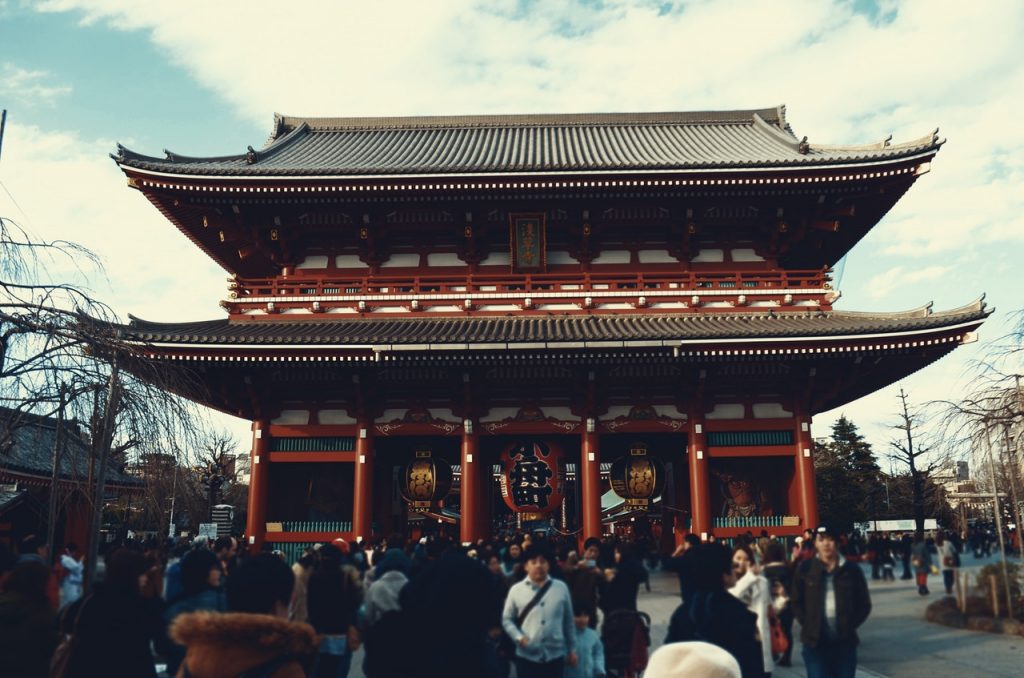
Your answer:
[729,545,773,677]
[59,542,84,608]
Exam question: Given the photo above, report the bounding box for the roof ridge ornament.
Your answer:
[246,146,258,164]
[797,136,810,154]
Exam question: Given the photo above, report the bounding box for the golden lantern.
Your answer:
[399,450,453,512]
[609,443,665,511]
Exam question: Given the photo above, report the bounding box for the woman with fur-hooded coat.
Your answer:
[170,611,318,678]
[170,553,318,678]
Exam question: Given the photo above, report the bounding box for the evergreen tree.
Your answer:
[814,416,883,531]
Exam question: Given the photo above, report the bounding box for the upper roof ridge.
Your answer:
[271,107,786,134]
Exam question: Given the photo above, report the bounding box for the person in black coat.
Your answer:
[665,543,763,678]
[663,533,702,601]
[307,544,362,678]
[400,549,503,678]
[791,526,871,678]
[64,548,165,678]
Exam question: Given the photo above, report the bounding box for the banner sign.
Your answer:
[509,213,546,272]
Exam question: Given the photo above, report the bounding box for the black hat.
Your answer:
[815,524,839,539]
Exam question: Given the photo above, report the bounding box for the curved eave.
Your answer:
[116,304,990,357]
[115,146,939,184]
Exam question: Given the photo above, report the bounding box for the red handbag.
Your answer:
[769,607,789,656]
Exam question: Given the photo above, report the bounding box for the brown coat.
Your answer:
[170,611,317,678]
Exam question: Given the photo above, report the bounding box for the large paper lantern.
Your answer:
[609,443,665,511]
[499,440,565,515]
[399,450,453,512]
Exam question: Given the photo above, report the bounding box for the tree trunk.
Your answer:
[84,360,121,589]
[45,387,67,565]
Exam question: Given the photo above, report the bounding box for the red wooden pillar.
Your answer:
[461,420,482,544]
[580,419,602,545]
[245,419,271,553]
[672,456,690,548]
[353,421,374,542]
[688,415,712,540]
[795,412,820,530]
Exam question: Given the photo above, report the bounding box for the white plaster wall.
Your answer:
[296,255,329,269]
[692,249,725,263]
[638,249,677,263]
[752,403,793,419]
[335,254,365,269]
[272,409,310,425]
[731,248,765,262]
[319,409,357,425]
[592,250,630,264]
[705,403,745,419]
[380,253,420,268]
[427,252,465,267]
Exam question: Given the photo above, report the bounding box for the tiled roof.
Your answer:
[113,107,942,178]
[0,408,141,486]
[121,299,989,347]
[0,487,27,511]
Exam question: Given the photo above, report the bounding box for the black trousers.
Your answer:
[515,657,565,678]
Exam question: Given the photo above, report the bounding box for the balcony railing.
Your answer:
[230,269,828,300]
[223,269,833,315]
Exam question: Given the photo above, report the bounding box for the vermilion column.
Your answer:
[352,421,374,542]
[795,411,820,530]
[688,415,711,540]
[245,419,271,553]
[461,421,482,544]
[672,457,690,548]
[580,421,602,544]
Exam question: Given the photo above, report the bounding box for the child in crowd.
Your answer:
[565,607,606,678]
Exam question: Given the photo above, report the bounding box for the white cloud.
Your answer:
[31,1,1024,257]
[0,63,72,107]
[0,122,227,322]
[866,265,952,300]
[20,0,1024,450]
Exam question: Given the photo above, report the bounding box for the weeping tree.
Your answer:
[1,215,207,583]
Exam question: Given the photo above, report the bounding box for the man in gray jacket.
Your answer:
[502,544,578,678]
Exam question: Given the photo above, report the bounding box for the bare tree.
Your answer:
[889,388,948,539]
[1,215,209,583]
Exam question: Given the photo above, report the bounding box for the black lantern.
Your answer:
[399,450,453,512]
[609,443,665,511]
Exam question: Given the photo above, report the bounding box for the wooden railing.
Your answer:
[229,269,829,299]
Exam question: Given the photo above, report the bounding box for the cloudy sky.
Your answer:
[1,0,1021,459]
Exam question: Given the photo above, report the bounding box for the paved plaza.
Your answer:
[339,554,1024,678]
[638,554,1024,678]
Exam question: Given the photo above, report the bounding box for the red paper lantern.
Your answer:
[499,440,565,514]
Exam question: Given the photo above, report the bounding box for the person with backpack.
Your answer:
[60,548,165,678]
[502,543,577,678]
[790,525,871,678]
[936,532,959,595]
[664,543,762,678]
[360,548,411,677]
[0,559,58,678]
[307,543,363,678]
[170,553,318,677]
[162,549,228,677]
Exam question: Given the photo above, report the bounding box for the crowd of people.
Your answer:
[0,523,884,678]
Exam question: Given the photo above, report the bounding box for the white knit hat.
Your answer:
[645,642,741,678]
